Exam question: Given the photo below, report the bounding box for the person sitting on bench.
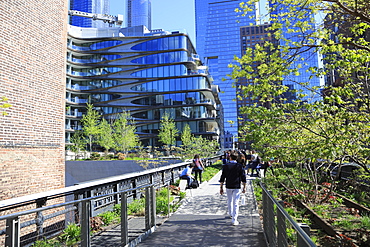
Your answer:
[180,163,195,188]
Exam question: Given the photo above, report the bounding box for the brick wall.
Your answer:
[0,0,68,200]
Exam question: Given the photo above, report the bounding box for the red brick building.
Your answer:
[0,0,68,200]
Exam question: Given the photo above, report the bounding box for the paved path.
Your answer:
[137,171,267,247]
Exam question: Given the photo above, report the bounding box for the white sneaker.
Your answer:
[232,221,239,226]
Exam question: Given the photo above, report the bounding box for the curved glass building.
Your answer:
[66,25,222,147]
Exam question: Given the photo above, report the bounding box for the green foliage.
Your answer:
[31,238,61,247]
[128,198,145,216]
[80,103,101,152]
[70,130,86,154]
[58,223,81,246]
[232,0,370,177]
[99,210,120,225]
[90,152,100,160]
[157,112,179,150]
[97,118,115,154]
[112,111,139,154]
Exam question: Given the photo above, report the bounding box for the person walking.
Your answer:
[192,154,205,183]
[250,150,260,176]
[219,151,247,226]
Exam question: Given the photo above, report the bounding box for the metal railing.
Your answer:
[0,161,193,247]
[260,182,316,247]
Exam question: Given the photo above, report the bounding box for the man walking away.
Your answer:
[219,151,246,225]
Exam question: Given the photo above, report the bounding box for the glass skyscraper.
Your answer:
[195,0,254,149]
[69,0,110,28]
[127,0,151,29]
[196,0,322,149]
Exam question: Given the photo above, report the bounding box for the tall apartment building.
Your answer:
[66,25,221,148]
[69,0,110,28]
[0,0,68,200]
[127,0,151,29]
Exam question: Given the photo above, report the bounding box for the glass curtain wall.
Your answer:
[66,27,221,147]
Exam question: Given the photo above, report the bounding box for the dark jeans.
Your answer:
[193,169,203,183]
[251,162,258,176]
[180,175,193,187]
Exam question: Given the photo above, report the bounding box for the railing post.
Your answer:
[145,187,150,230]
[120,192,128,246]
[263,189,276,247]
[5,216,20,247]
[36,198,46,239]
[167,183,171,217]
[80,200,91,247]
[151,185,156,228]
[297,223,310,247]
[277,200,287,247]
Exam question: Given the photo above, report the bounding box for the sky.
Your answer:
[110,0,196,46]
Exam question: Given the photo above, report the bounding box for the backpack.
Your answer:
[190,180,199,188]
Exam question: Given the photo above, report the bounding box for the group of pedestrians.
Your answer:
[221,149,275,177]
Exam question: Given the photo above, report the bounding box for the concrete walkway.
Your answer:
[137,171,267,247]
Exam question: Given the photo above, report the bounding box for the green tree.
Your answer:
[70,130,87,159]
[157,113,179,154]
[97,118,115,156]
[0,96,11,116]
[231,0,370,177]
[113,111,139,154]
[80,104,101,152]
[180,124,194,159]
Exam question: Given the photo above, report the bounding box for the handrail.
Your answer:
[0,184,153,222]
[259,182,316,247]
[0,161,189,210]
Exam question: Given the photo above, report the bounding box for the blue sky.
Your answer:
[110,0,196,46]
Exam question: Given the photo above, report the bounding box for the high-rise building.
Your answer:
[69,0,110,28]
[127,0,151,29]
[196,0,323,149]
[66,25,221,148]
[195,0,254,149]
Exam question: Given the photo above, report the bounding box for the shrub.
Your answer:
[99,211,120,225]
[31,238,61,247]
[128,198,145,216]
[90,152,100,160]
[58,223,81,246]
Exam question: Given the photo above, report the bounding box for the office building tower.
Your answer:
[127,0,151,29]
[196,0,322,149]
[69,0,110,28]
[66,25,221,148]
[195,0,254,149]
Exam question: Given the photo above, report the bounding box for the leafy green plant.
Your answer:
[99,210,120,225]
[360,216,370,229]
[31,238,61,247]
[59,223,81,246]
[128,198,145,216]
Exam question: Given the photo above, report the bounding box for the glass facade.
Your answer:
[66,26,221,147]
[195,0,254,149]
[127,0,151,29]
[69,0,110,28]
[196,0,322,149]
